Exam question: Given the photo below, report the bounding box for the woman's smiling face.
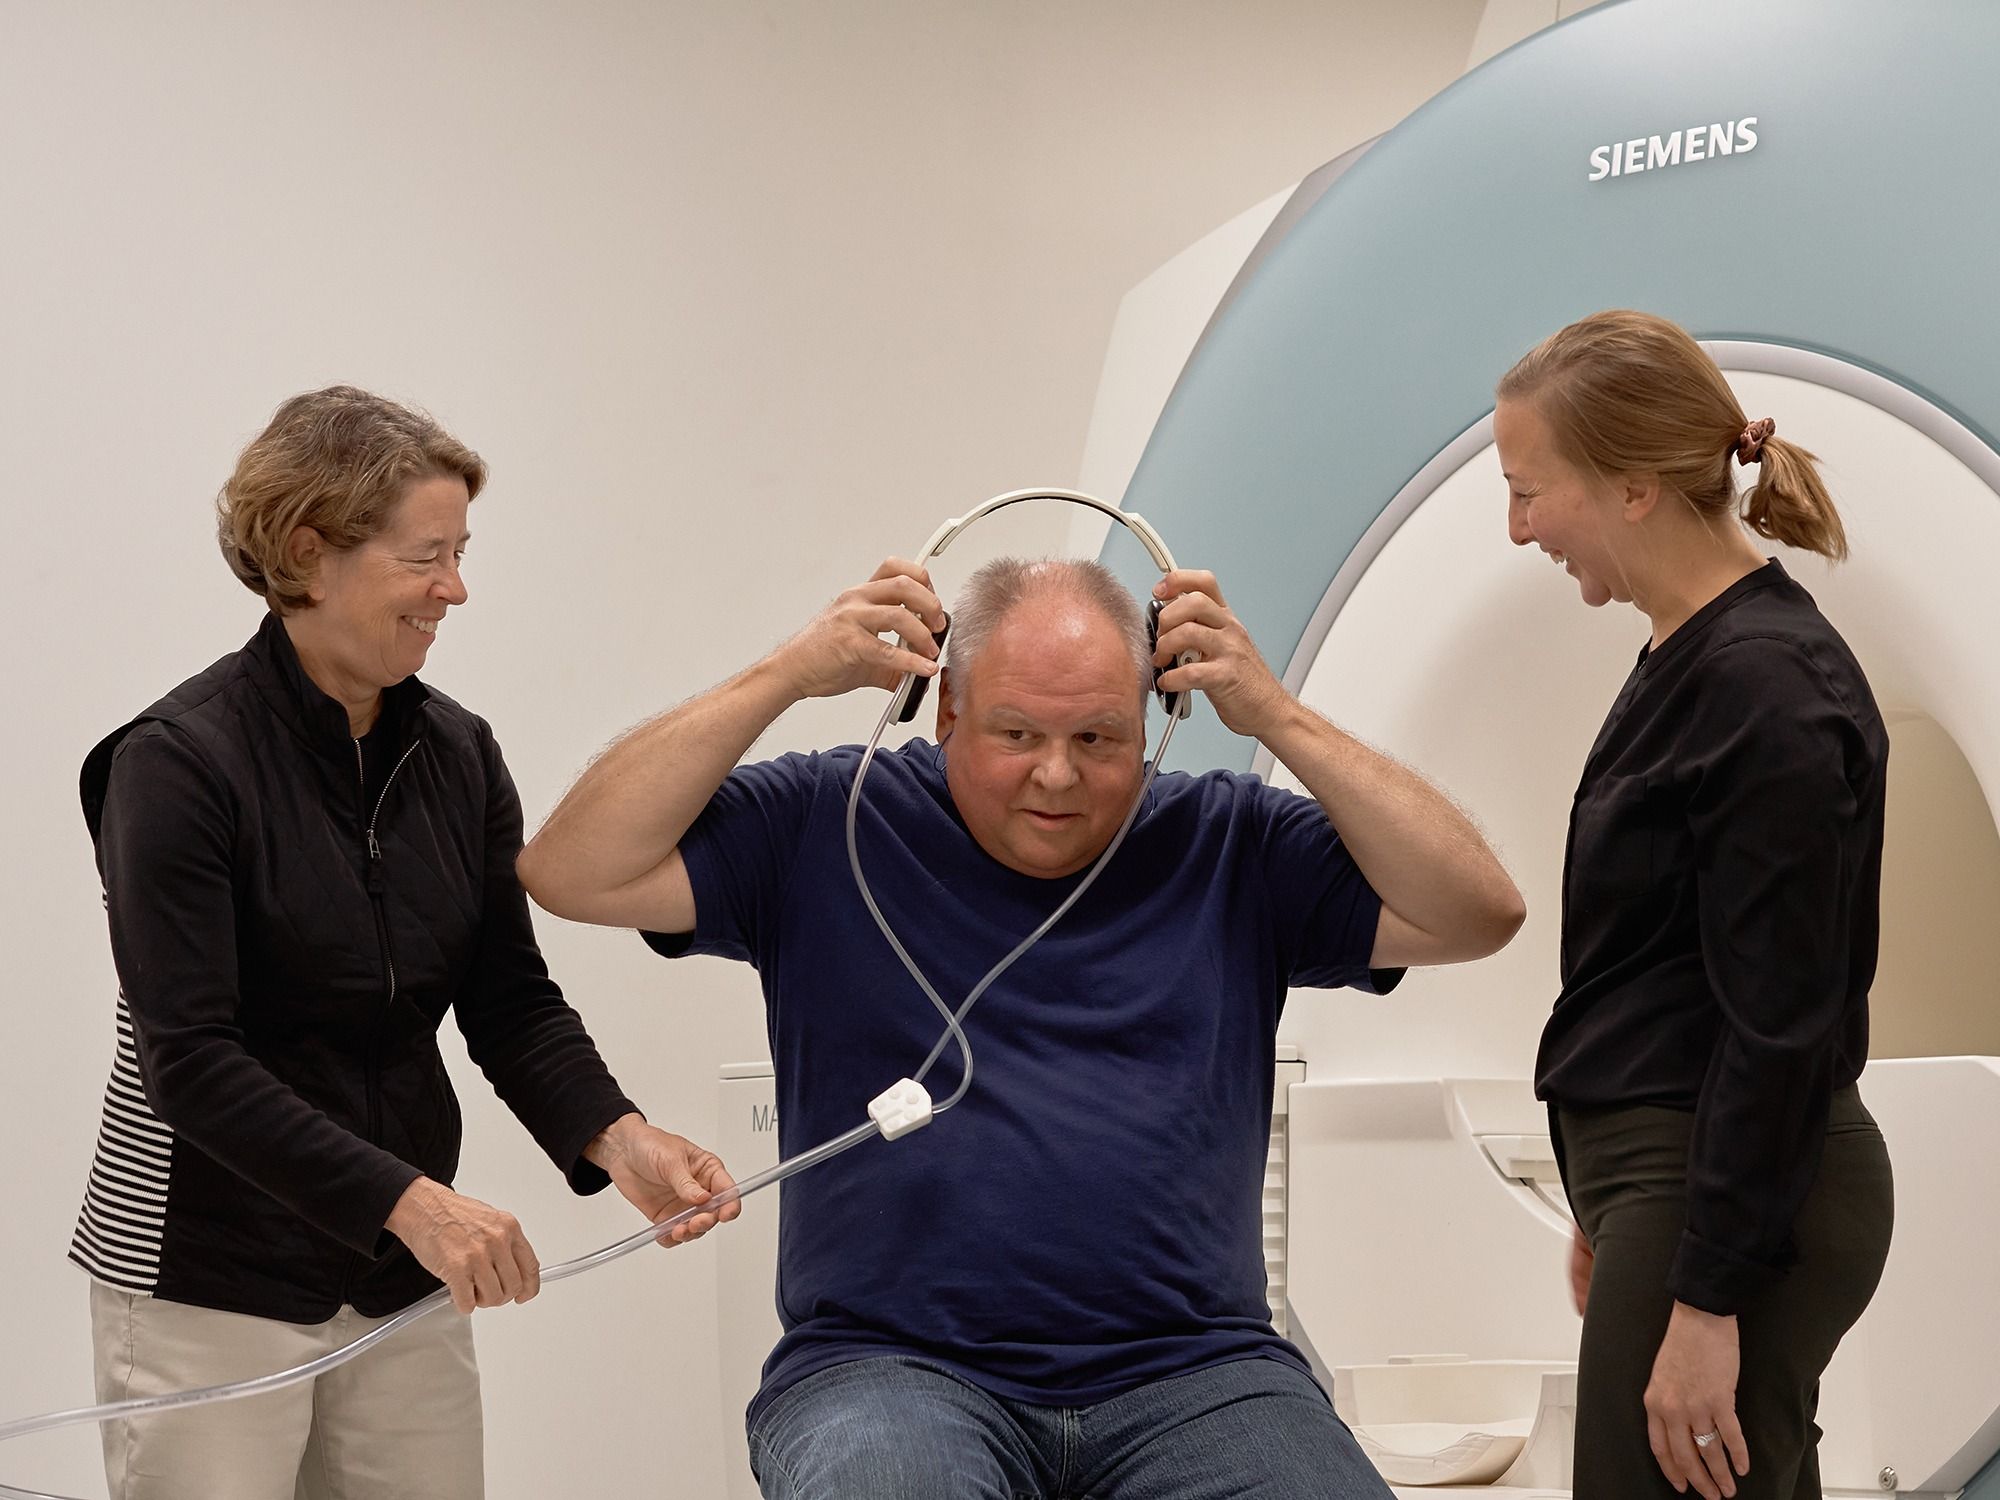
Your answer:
[303,472,472,696]
[1496,395,1628,609]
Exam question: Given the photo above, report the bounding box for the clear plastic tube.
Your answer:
[2,649,1178,1500]
[844,689,1180,1111]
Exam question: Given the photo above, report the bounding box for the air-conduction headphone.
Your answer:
[884,488,1197,728]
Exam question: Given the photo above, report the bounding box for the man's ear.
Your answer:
[934,668,957,746]
[287,525,329,602]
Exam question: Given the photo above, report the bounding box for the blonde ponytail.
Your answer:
[1742,433,1848,560]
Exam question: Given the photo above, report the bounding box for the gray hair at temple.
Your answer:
[945,557,1154,701]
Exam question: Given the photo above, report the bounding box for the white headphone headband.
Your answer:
[913,488,1179,575]
[890,488,1187,725]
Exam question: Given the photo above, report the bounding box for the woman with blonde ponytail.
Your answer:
[1493,311,1893,1500]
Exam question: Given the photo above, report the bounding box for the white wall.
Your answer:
[0,3,1488,1494]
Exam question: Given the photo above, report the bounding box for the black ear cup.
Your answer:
[1146,598,1189,721]
[894,613,953,724]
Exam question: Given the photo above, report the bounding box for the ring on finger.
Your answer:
[1693,1429,1720,1449]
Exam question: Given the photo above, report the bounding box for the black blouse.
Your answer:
[1537,560,1887,1315]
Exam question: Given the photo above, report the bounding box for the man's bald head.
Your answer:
[944,557,1152,709]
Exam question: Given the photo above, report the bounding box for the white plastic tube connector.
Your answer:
[868,1078,934,1140]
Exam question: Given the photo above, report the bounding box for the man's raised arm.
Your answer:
[517,559,946,932]
[1151,567,1526,970]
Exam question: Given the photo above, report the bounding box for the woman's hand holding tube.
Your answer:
[774,558,947,700]
[1644,1301,1750,1499]
[586,1113,741,1245]
[385,1177,540,1315]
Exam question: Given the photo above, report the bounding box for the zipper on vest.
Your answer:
[351,729,425,1306]
[355,738,422,1004]
[343,738,372,1311]
[354,736,422,1163]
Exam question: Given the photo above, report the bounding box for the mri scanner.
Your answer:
[717,1,2000,1494]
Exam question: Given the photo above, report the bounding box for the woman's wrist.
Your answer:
[583,1111,648,1170]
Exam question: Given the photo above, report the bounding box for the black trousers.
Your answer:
[1555,1087,1893,1500]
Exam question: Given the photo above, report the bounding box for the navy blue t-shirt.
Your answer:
[646,738,1395,1423]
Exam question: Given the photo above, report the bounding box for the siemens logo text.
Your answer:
[1588,117,1758,181]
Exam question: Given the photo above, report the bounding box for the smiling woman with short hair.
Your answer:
[71,385,735,1500]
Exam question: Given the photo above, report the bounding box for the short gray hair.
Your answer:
[945,557,1152,698]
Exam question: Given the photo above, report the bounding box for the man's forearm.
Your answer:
[1258,695,1523,957]
[518,657,800,914]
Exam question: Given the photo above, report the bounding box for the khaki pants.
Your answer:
[90,1282,484,1500]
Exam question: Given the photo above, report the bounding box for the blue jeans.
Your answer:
[747,1355,1392,1499]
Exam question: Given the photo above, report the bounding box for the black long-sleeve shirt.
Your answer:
[72,613,639,1319]
[1537,560,1886,1315]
